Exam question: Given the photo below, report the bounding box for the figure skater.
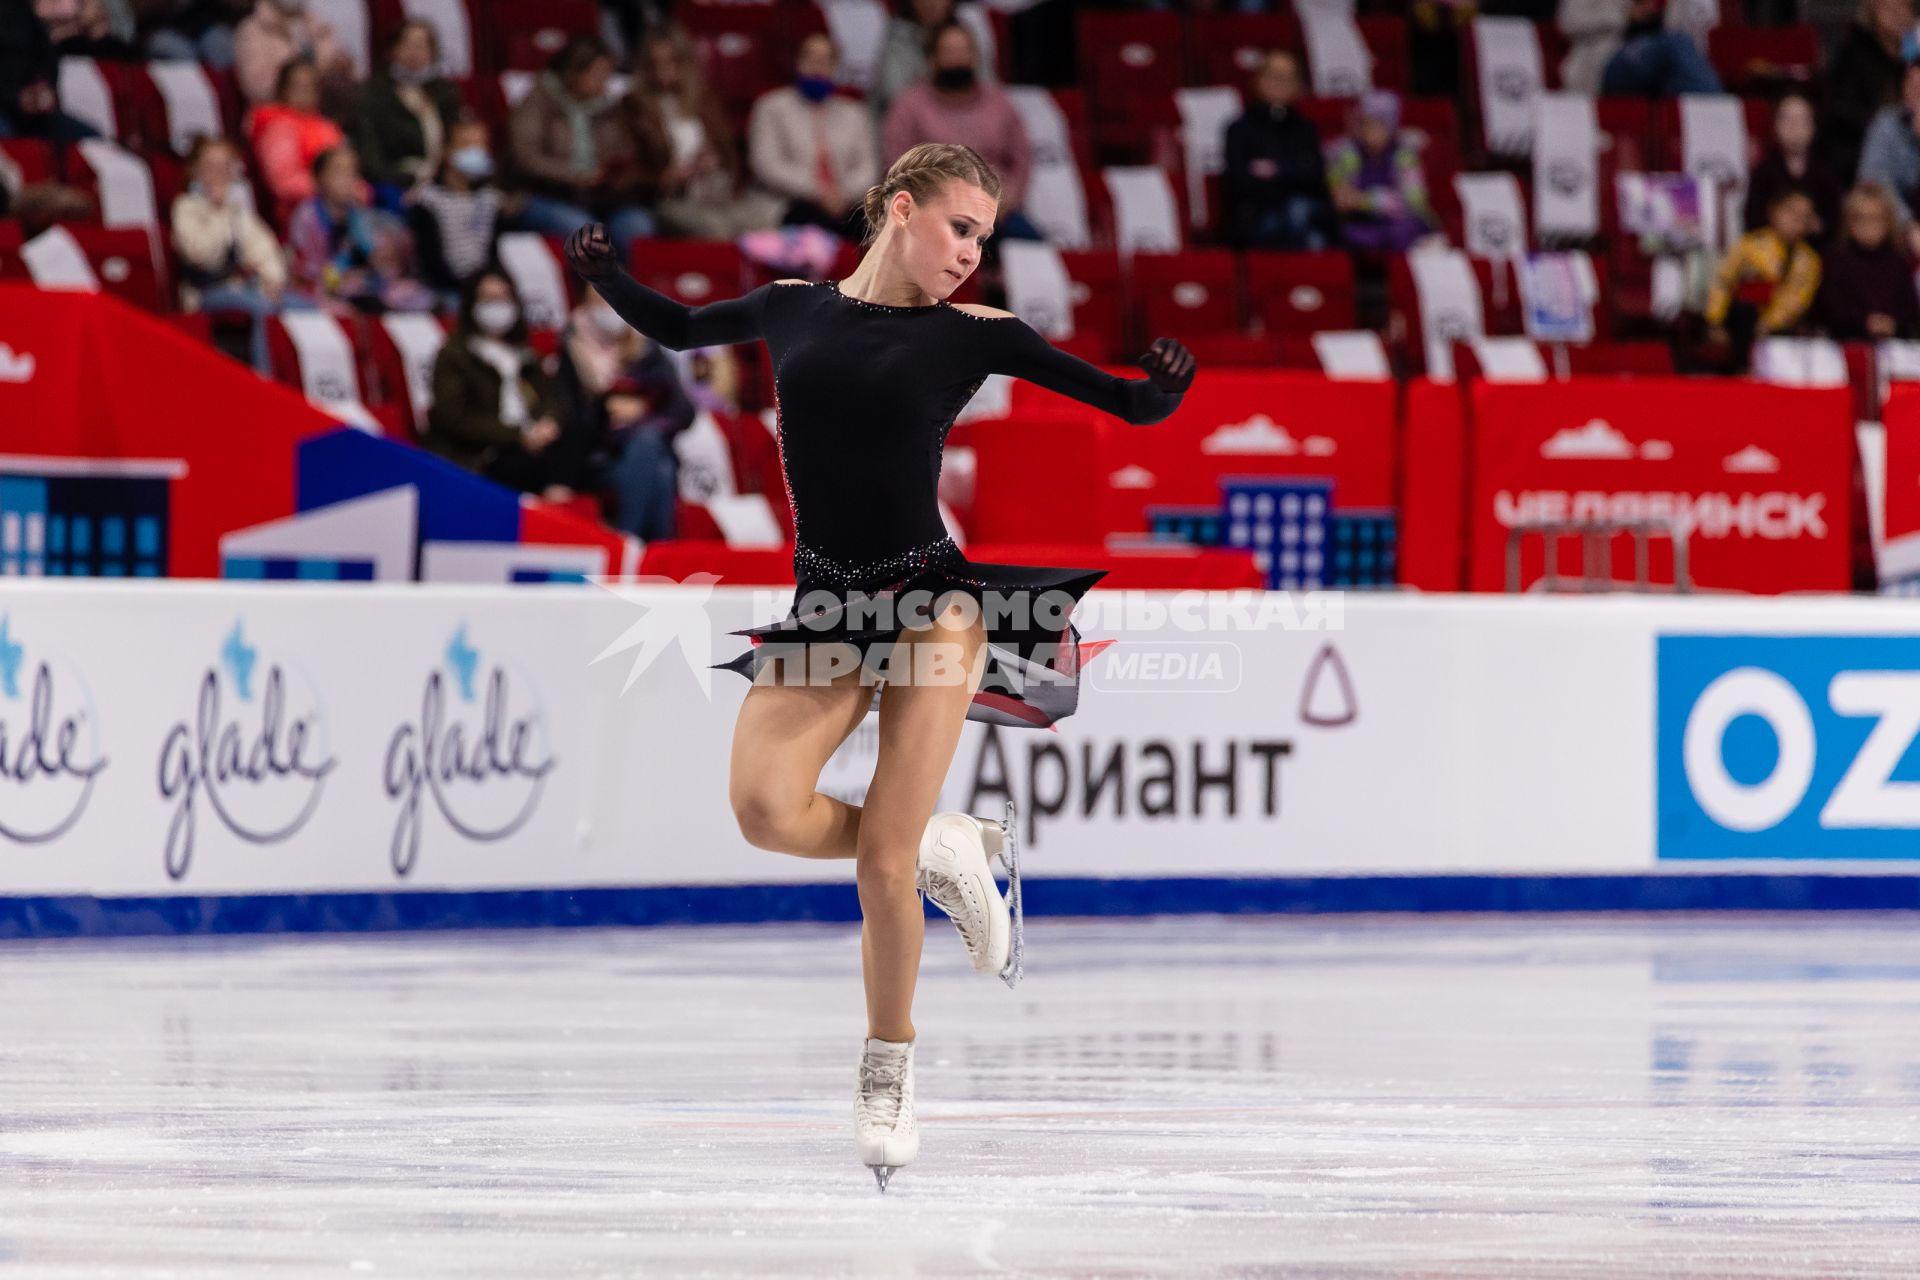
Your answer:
[563,142,1195,1191]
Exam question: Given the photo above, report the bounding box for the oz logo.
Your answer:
[1657,636,1920,859]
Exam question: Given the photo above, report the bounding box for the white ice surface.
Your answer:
[3,914,1919,1277]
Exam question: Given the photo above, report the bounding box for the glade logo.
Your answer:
[1657,635,1920,859]
[0,614,108,844]
[157,620,336,880]
[383,623,556,877]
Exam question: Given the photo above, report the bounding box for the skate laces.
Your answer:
[920,869,988,956]
[857,1053,910,1130]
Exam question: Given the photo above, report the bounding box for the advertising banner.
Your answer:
[6,584,1920,932]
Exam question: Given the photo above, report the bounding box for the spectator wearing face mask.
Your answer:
[288,145,436,313]
[747,32,880,240]
[171,135,310,369]
[409,118,508,299]
[351,19,463,210]
[233,0,352,107]
[870,0,993,119]
[881,20,1039,239]
[424,269,583,501]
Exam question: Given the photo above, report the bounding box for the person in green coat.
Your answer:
[424,270,591,503]
[351,19,464,211]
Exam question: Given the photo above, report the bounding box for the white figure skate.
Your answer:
[855,1036,917,1192]
[917,799,1024,988]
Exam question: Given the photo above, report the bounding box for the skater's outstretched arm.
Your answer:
[562,224,770,352]
[979,311,1197,425]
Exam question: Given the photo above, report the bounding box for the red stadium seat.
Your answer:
[1708,25,1819,93]
[680,4,826,121]
[1596,98,1655,172]
[1130,249,1242,339]
[492,0,601,71]
[629,238,748,306]
[1079,10,1185,157]
[1356,16,1411,94]
[1052,247,1129,362]
[1188,13,1300,91]
[0,139,55,185]
[1244,251,1357,336]
[63,226,173,313]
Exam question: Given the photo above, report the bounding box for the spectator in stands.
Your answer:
[1745,94,1844,240]
[556,286,693,438]
[1825,0,1913,182]
[288,145,435,313]
[249,58,344,221]
[34,0,126,56]
[507,35,659,256]
[1557,0,1720,98]
[555,289,696,540]
[1858,58,1920,251]
[871,0,992,119]
[0,0,98,140]
[410,119,507,301]
[145,0,250,67]
[1327,91,1440,254]
[233,0,351,107]
[633,26,780,239]
[1222,51,1335,252]
[1818,182,1920,339]
[748,33,881,241]
[351,20,463,211]
[882,21,1040,239]
[1705,188,1821,369]
[172,135,307,370]
[424,270,582,502]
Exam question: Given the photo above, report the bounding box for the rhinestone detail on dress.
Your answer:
[794,534,961,586]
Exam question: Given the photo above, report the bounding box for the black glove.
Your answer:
[563,223,621,281]
[1139,337,1196,394]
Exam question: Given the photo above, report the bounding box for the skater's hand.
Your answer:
[563,224,621,281]
[1139,337,1196,395]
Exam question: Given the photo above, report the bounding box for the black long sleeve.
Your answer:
[985,316,1184,425]
[590,268,771,351]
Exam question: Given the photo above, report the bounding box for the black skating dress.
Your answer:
[591,270,1188,729]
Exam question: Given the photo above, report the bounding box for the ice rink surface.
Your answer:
[3,913,1919,1278]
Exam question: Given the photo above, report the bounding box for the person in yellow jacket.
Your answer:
[1705,188,1821,369]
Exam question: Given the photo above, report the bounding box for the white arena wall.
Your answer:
[3,580,1919,936]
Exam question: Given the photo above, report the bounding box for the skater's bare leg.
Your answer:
[859,601,989,1042]
[728,648,875,859]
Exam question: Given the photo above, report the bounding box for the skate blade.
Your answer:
[872,1165,897,1193]
[997,797,1024,990]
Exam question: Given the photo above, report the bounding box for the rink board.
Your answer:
[3,581,1920,936]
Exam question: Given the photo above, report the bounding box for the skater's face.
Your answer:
[895,179,997,297]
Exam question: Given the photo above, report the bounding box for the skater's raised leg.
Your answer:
[728,647,874,859]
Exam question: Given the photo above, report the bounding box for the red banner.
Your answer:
[1469,378,1853,593]
[1004,369,1398,535]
